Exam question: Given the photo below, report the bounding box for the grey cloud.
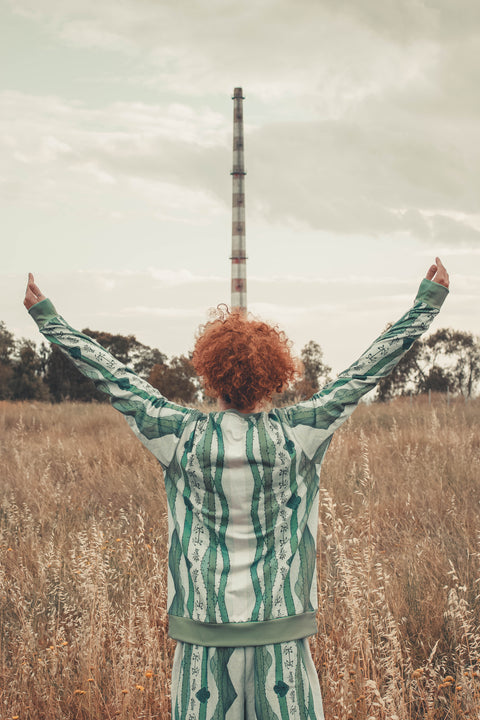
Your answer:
[0,91,231,210]
[4,2,480,246]
[322,0,480,44]
[4,89,479,244]
[90,136,229,203]
[4,0,428,97]
[246,117,480,237]
[430,214,480,245]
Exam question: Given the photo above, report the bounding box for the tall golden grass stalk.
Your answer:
[1,396,479,719]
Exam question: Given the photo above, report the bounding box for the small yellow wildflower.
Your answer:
[145,671,154,678]
[87,678,95,683]
[74,689,86,695]
[135,684,145,691]
[456,685,462,691]
[445,675,455,683]
[121,689,128,695]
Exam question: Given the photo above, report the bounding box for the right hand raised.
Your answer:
[425,257,449,289]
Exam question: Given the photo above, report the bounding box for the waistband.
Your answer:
[168,612,317,647]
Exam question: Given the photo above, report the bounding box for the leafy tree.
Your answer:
[84,329,168,379]
[0,362,14,400]
[131,346,167,379]
[422,329,480,397]
[0,321,15,363]
[44,345,103,402]
[300,340,332,393]
[0,321,15,399]
[278,340,332,404]
[44,329,167,402]
[12,339,49,400]
[148,355,199,405]
[376,340,425,402]
[83,329,144,365]
[376,328,480,401]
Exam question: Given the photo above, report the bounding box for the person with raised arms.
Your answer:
[25,258,449,720]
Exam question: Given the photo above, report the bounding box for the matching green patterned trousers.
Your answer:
[171,638,324,719]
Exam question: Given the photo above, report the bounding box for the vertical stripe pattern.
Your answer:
[172,639,324,720]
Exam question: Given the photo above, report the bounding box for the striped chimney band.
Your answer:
[231,88,247,312]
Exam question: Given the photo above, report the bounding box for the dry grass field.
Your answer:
[1,397,479,719]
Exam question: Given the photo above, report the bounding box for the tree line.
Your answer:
[0,321,478,404]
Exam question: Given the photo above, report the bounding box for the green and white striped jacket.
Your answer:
[30,279,448,647]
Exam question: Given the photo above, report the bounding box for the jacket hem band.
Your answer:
[168,612,317,647]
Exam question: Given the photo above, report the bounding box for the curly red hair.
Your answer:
[192,306,299,412]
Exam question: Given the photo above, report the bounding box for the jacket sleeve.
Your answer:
[29,299,194,469]
[278,278,449,460]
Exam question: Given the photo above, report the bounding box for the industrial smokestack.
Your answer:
[231,87,247,312]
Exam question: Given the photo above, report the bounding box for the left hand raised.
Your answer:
[24,273,46,310]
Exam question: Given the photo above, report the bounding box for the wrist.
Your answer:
[28,298,58,327]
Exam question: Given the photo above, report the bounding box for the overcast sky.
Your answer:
[2,0,479,372]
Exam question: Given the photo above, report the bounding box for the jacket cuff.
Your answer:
[415,278,449,310]
[28,298,58,327]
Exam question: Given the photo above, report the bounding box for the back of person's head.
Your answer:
[192,306,299,412]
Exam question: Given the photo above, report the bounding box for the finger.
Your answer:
[426,263,437,281]
[435,257,449,286]
[435,258,447,276]
[27,273,45,299]
[23,288,37,309]
[30,282,45,298]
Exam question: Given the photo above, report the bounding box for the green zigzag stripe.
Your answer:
[274,643,290,720]
[198,419,218,622]
[257,418,279,618]
[199,648,209,720]
[213,423,230,622]
[167,529,185,616]
[175,642,193,720]
[254,646,279,720]
[180,431,195,617]
[294,524,316,610]
[248,421,265,621]
[295,644,307,718]
[210,648,237,719]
